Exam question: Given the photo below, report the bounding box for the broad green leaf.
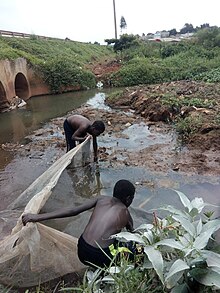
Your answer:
[179,233,192,247]
[189,207,199,217]
[197,219,203,235]
[202,250,220,268]
[190,268,220,288]
[143,230,154,244]
[144,246,164,283]
[134,224,153,231]
[166,271,184,289]
[189,257,206,267]
[156,206,189,219]
[165,259,189,289]
[183,247,195,257]
[110,232,145,244]
[173,215,196,236]
[101,275,115,282]
[173,190,192,212]
[156,239,184,250]
[171,283,188,293]
[201,219,220,234]
[194,226,220,250]
[142,258,153,269]
[166,259,190,279]
[211,267,220,274]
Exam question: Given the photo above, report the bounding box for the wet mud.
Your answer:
[1,96,220,214]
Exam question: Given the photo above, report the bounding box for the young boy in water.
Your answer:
[63,114,105,162]
[22,179,136,268]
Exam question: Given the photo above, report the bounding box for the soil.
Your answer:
[2,63,220,178]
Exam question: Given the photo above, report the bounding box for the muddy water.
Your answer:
[0,89,220,229]
[0,89,106,168]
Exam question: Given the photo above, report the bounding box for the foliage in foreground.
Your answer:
[61,191,220,293]
[8,191,220,292]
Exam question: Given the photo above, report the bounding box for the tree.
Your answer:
[169,28,177,36]
[120,16,127,33]
[104,38,117,45]
[113,34,138,52]
[196,26,220,48]
[200,23,210,29]
[180,23,195,34]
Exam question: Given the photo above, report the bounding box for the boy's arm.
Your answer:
[22,198,98,225]
[126,211,134,232]
[92,136,98,162]
[72,127,89,142]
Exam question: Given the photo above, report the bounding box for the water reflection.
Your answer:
[0,89,113,170]
[0,89,100,145]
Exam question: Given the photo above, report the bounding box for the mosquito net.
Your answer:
[0,138,91,288]
[0,136,153,289]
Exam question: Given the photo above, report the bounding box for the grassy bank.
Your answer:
[1,27,220,91]
[0,36,115,93]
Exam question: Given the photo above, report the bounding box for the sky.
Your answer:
[0,0,220,44]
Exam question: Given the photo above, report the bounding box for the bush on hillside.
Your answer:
[194,67,220,83]
[196,27,220,48]
[41,57,96,93]
[110,58,171,87]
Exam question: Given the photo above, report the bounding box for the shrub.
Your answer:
[111,58,171,87]
[195,67,220,83]
[40,57,96,93]
[68,191,220,292]
[175,115,204,141]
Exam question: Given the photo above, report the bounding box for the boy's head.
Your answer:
[113,179,135,207]
[90,120,105,136]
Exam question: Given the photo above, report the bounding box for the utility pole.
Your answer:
[113,0,117,39]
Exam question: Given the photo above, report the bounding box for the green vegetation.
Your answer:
[175,115,204,141]
[195,67,220,83]
[95,193,219,292]
[161,95,216,109]
[60,191,220,292]
[0,36,114,93]
[112,57,171,87]
[1,27,220,91]
[42,57,96,93]
[20,191,220,293]
[107,27,220,86]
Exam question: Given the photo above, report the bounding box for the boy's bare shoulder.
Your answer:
[97,195,111,202]
[97,196,125,207]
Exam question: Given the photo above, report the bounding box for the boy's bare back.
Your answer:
[83,196,131,248]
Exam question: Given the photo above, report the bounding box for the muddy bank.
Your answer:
[3,102,219,177]
[1,81,220,212]
[105,80,220,175]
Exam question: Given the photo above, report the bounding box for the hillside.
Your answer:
[0,36,116,95]
[0,36,114,65]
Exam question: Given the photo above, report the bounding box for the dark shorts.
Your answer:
[78,235,113,268]
[77,235,144,268]
[63,119,76,152]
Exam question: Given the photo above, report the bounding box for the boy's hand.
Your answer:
[22,213,38,226]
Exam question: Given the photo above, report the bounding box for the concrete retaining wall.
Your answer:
[0,58,50,112]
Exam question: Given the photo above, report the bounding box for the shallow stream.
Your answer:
[0,89,219,235]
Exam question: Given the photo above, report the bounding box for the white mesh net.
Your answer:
[0,138,91,288]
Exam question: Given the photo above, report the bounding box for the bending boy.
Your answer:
[63,114,105,162]
[22,179,135,268]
